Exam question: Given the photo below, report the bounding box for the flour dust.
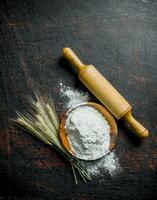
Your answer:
[59,82,89,108]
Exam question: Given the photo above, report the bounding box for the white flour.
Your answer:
[65,105,110,160]
[59,82,121,177]
[81,152,121,177]
[59,82,89,108]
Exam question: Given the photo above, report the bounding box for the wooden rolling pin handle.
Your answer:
[123,111,149,138]
[63,47,87,71]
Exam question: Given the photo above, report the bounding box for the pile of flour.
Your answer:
[59,82,121,177]
[65,105,110,160]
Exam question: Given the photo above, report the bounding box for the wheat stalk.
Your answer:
[12,93,91,184]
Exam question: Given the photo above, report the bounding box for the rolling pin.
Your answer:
[63,47,149,138]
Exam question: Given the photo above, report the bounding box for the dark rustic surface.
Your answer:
[0,0,157,199]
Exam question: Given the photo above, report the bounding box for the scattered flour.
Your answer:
[59,81,121,178]
[81,152,121,177]
[59,82,89,108]
[65,105,110,160]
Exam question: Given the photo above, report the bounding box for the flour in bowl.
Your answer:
[65,105,110,160]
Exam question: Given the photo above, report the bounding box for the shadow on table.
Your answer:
[118,120,142,147]
[59,57,77,75]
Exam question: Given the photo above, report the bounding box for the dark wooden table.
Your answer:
[0,0,157,199]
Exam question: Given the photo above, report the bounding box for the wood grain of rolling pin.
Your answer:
[63,47,149,138]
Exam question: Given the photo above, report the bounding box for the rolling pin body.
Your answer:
[63,48,149,138]
[79,65,131,119]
